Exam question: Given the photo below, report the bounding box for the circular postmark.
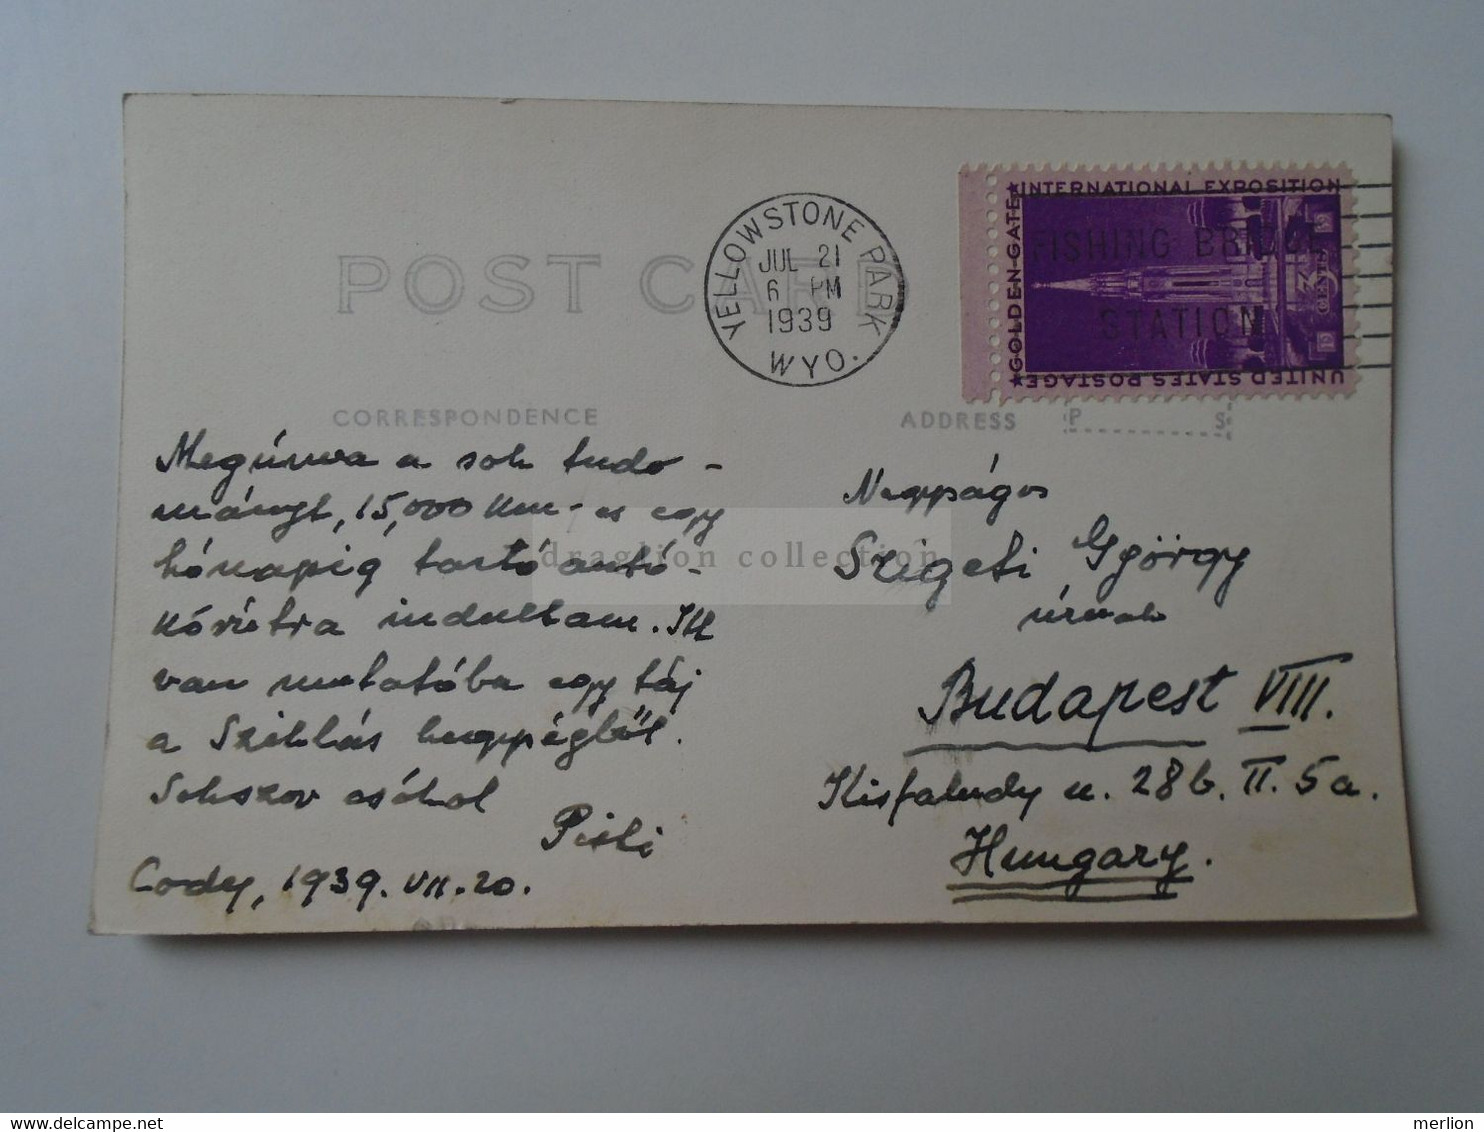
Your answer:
[704,192,906,387]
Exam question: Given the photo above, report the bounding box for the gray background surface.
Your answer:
[2,1,1480,1112]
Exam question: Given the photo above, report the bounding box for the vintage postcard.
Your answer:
[93,97,1410,932]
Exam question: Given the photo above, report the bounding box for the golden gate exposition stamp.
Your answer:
[959,164,1366,401]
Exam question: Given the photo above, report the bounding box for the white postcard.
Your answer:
[93,96,1411,932]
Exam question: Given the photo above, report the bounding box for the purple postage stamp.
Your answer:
[959,164,1358,401]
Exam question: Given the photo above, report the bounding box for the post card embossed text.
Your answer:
[93,97,1412,932]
